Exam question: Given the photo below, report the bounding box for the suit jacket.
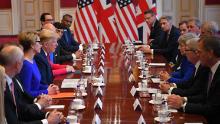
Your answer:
[152,25,180,63]
[34,49,53,85]
[168,56,195,84]
[5,78,45,124]
[171,65,209,96]
[185,65,220,124]
[149,19,165,48]
[54,39,73,64]
[60,28,80,53]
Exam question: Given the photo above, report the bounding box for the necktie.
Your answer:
[10,82,18,117]
[207,70,213,94]
[10,82,16,106]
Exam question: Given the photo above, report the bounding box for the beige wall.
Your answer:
[0,0,219,35]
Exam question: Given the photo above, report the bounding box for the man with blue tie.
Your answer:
[61,14,83,53]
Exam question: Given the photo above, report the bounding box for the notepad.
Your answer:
[49,92,75,99]
[61,79,87,88]
[46,105,65,109]
[149,63,166,66]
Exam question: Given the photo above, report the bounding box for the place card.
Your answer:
[133,99,142,111]
[101,49,105,54]
[128,74,135,82]
[98,66,104,73]
[100,54,105,59]
[130,86,137,97]
[99,59,105,66]
[95,86,103,96]
[92,114,101,124]
[138,115,146,124]
[94,98,103,110]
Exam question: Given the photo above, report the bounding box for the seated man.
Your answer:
[140,16,180,64]
[160,37,209,96]
[201,21,219,37]
[187,17,201,36]
[61,14,83,53]
[53,22,83,64]
[34,29,74,85]
[144,9,165,48]
[167,36,220,124]
[0,45,64,124]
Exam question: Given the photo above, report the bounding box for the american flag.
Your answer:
[136,0,157,44]
[96,0,117,43]
[115,0,139,43]
[73,0,99,44]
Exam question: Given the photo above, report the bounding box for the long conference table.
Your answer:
[51,43,207,124]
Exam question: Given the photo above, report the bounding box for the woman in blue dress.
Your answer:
[18,32,59,97]
[159,33,197,84]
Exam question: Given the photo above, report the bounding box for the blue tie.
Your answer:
[64,29,69,44]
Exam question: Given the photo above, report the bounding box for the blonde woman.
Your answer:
[0,65,6,124]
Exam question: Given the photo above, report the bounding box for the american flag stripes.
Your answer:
[73,0,99,44]
[115,0,139,43]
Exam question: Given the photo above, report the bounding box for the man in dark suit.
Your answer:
[167,36,220,124]
[35,48,54,85]
[160,37,209,96]
[144,9,165,48]
[0,45,63,124]
[61,14,82,53]
[140,16,180,63]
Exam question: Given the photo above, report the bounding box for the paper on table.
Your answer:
[151,78,161,83]
[149,63,166,66]
[61,79,87,88]
[46,105,65,109]
[184,123,203,124]
[49,92,75,99]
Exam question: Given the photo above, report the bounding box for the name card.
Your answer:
[138,115,146,124]
[130,86,137,97]
[100,54,105,59]
[133,99,142,111]
[101,49,105,54]
[95,86,103,96]
[98,66,104,73]
[92,114,101,124]
[94,98,103,110]
[129,74,135,82]
[99,59,105,66]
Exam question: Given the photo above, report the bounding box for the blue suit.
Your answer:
[60,28,80,53]
[168,56,195,84]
